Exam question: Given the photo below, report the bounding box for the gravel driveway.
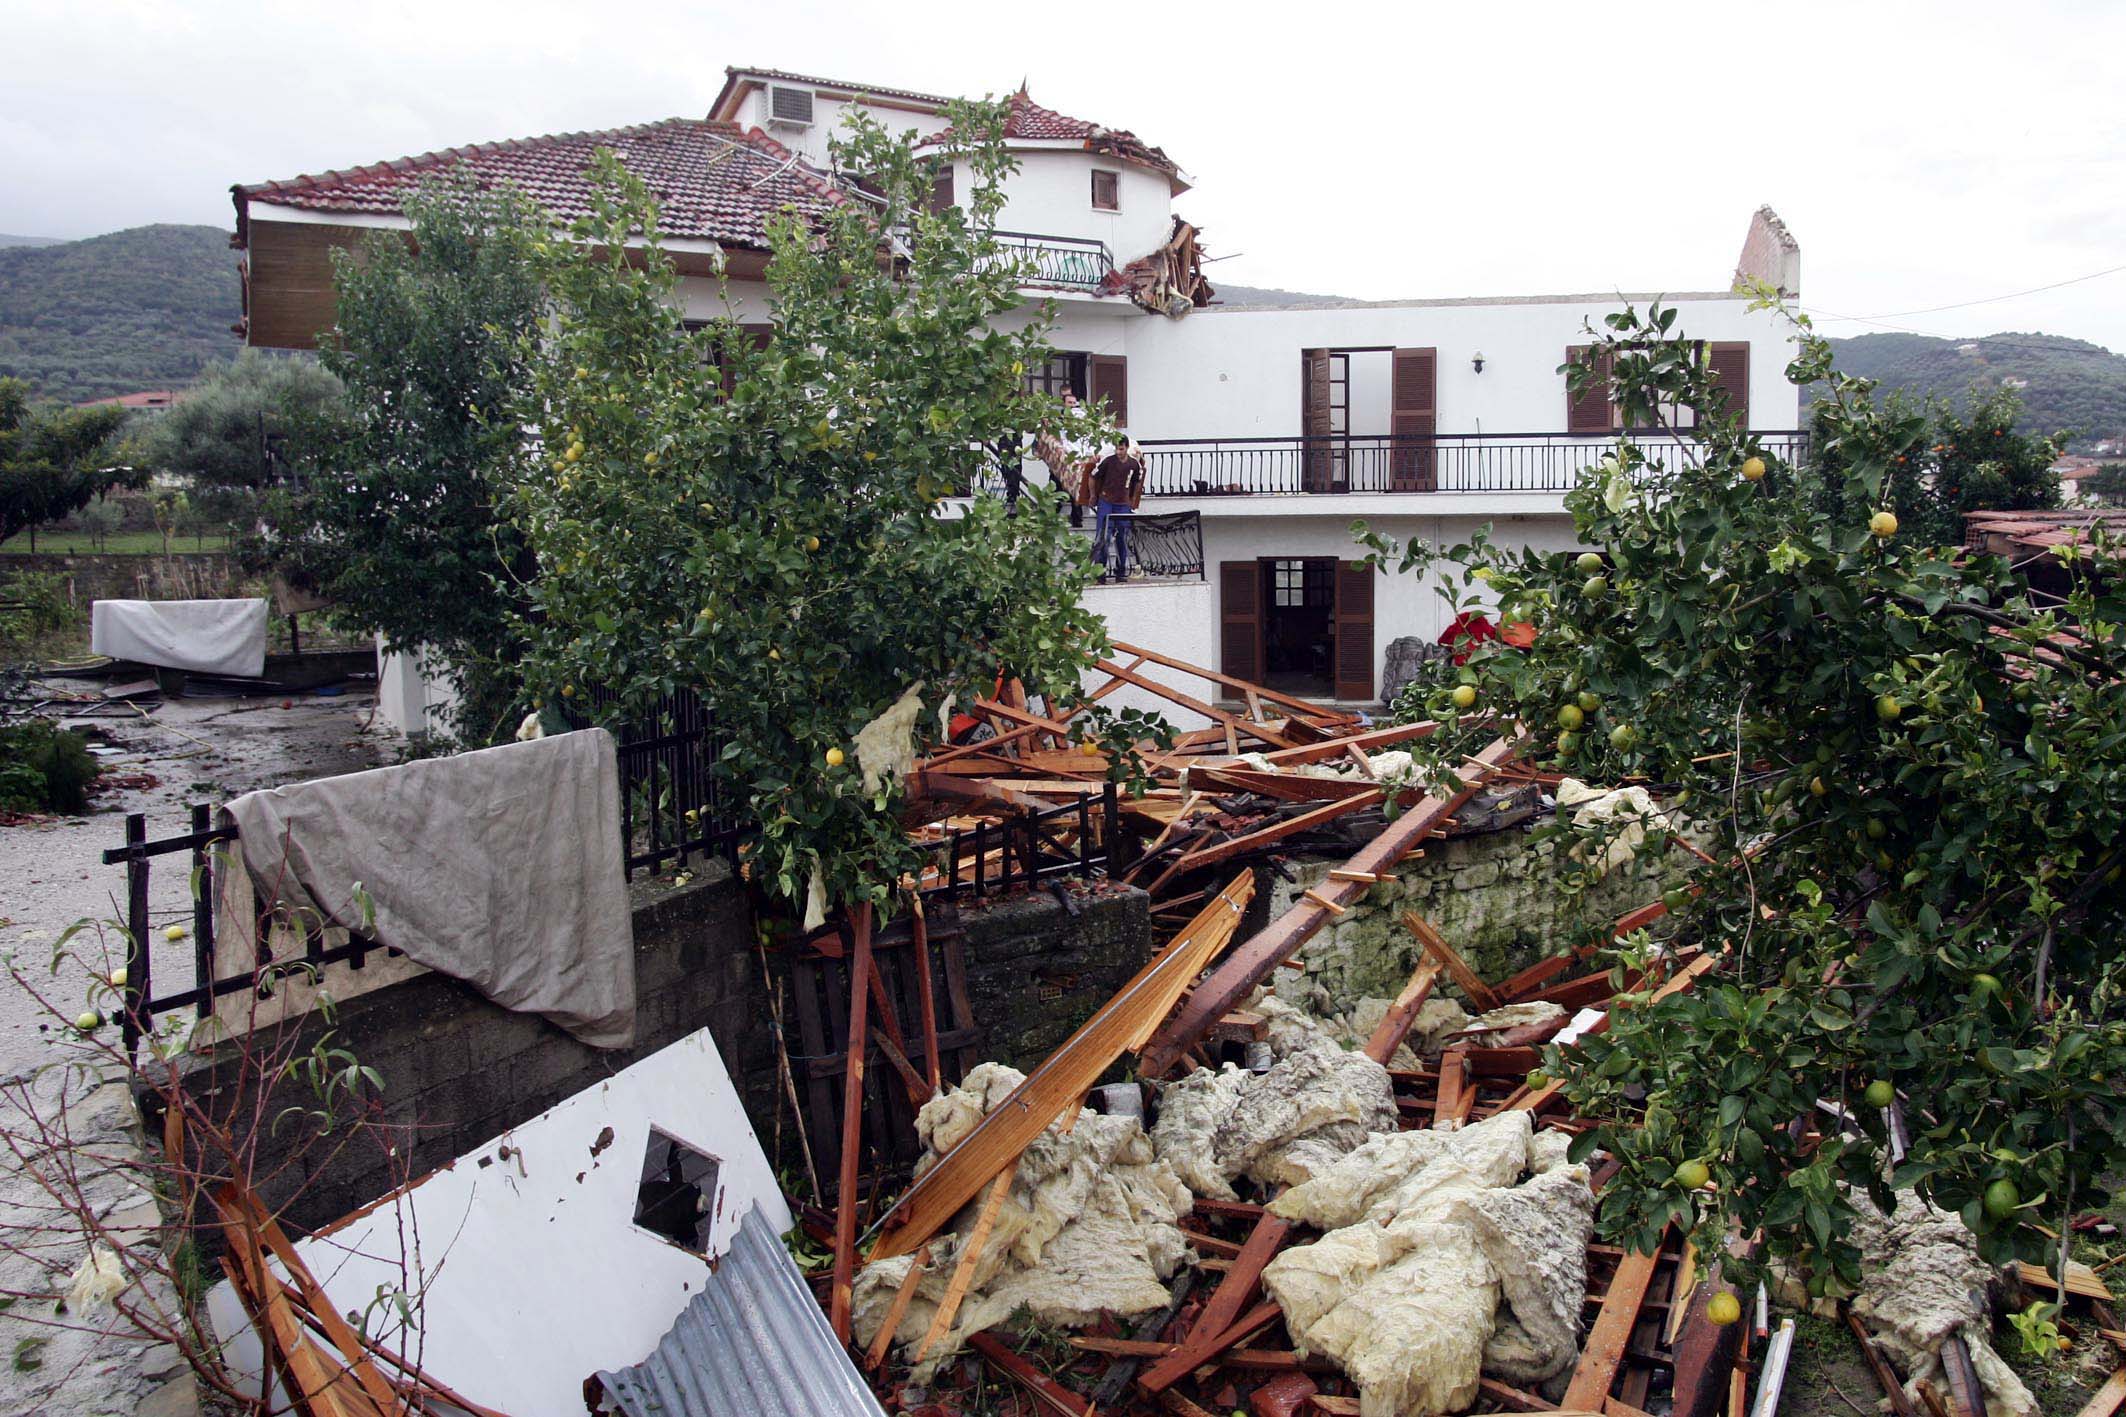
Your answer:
[0,685,391,1417]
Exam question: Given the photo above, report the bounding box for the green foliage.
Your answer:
[1808,381,2059,546]
[0,719,99,813]
[136,350,344,548]
[0,377,134,544]
[2007,1299,2066,1358]
[0,567,76,658]
[0,225,240,403]
[2082,463,2126,506]
[1366,300,2126,1286]
[1817,331,2126,452]
[510,103,1113,915]
[275,176,545,743]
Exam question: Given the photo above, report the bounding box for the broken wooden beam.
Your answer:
[1561,1236,1667,1410]
[871,873,1254,1260]
[1402,910,1503,1012]
[1140,734,1522,1079]
[829,902,875,1342]
[1138,1214,1290,1393]
[1363,955,1443,1064]
[967,1331,1093,1415]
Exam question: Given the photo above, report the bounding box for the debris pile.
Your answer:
[1849,1189,2040,1417]
[853,1062,1194,1374]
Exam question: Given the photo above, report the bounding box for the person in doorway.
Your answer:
[1090,436,1145,581]
[1033,390,1090,527]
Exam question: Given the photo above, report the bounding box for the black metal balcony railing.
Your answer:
[1069,507,1204,580]
[1135,429,1811,498]
[983,231,1115,291]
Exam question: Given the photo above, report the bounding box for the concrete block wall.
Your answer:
[144,866,1154,1240]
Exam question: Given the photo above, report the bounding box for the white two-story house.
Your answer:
[231,64,1803,731]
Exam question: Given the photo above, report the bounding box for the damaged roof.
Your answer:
[923,89,1188,190]
[232,117,847,251]
[592,1207,886,1417]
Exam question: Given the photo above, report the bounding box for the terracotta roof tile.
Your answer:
[923,90,1180,178]
[235,118,846,251]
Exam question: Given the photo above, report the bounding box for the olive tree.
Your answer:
[510,103,1123,916]
[1371,300,2126,1293]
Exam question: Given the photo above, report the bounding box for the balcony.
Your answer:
[981,231,1115,292]
[1137,430,1811,499]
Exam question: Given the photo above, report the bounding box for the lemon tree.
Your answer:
[509,104,1128,916]
[1368,299,2126,1288]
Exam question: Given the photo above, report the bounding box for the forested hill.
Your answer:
[0,224,240,403]
[1820,331,2126,449]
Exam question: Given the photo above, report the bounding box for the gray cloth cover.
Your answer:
[224,728,636,1047]
[91,598,268,677]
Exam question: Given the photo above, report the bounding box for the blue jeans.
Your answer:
[1093,501,1132,578]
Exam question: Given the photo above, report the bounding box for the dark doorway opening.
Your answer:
[633,1128,721,1254]
[1261,558,1337,695]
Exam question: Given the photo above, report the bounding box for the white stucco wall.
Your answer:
[936,149,1174,263]
[731,86,951,165]
[1082,579,1218,730]
[1121,293,1800,442]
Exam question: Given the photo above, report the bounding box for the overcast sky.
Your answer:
[9,0,2125,351]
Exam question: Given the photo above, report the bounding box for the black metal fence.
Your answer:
[588,686,743,879]
[927,784,1132,900]
[983,231,1114,291]
[1136,429,1811,498]
[1071,508,1204,579]
[100,707,1132,1044]
[100,805,394,1053]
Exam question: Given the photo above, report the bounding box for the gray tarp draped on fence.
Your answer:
[223,728,637,1048]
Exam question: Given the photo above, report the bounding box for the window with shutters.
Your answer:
[927,162,955,215]
[1024,353,1087,400]
[1566,346,1617,434]
[1704,341,1750,427]
[1390,347,1438,491]
[1090,170,1120,211]
[1090,355,1128,427]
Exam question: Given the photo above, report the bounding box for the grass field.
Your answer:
[0,530,230,555]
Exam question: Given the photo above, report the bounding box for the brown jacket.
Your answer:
[1093,452,1144,508]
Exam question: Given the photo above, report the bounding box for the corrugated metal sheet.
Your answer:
[592,1207,887,1417]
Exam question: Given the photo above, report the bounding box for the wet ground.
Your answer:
[0,681,392,1417]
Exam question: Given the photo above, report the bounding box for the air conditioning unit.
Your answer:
[766,85,815,129]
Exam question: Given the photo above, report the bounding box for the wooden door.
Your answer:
[1332,561,1375,701]
[1220,561,1264,684]
[1705,342,1750,427]
[1390,347,1438,491]
[1300,349,1333,492]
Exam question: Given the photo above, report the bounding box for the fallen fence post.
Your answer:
[829,902,875,1343]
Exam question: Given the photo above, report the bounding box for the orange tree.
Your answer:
[1367,301,2126,1289]
[507,103,1139,917]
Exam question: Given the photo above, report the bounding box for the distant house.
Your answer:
[231,64,1804,728]
[78,389,180,414]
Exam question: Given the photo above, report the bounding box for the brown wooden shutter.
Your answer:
[1566,346,1615,434]
[1332,561,1375,701]
[1220,561,1263,684]
[927,165,955,214]
[1301,348,1333,492]
[1390,347,1438,491]
[1091,170,1119,211]
[1090,354,1128,428]
[1706,342,1750,427]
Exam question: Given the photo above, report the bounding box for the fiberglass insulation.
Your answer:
[851,1062,1192,1376]
[1849,1188,2039,1417]
[1261,1109,1595,1417]
[1148,995,1399,1200]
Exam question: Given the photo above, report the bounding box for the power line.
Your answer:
[1810,259,2126,323]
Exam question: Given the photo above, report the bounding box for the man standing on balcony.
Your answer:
[1090,436,1144,582]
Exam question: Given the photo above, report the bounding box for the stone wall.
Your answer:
[1261,816,1684,1012]
[5,551,242,604]
[955,883,1153,1070]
